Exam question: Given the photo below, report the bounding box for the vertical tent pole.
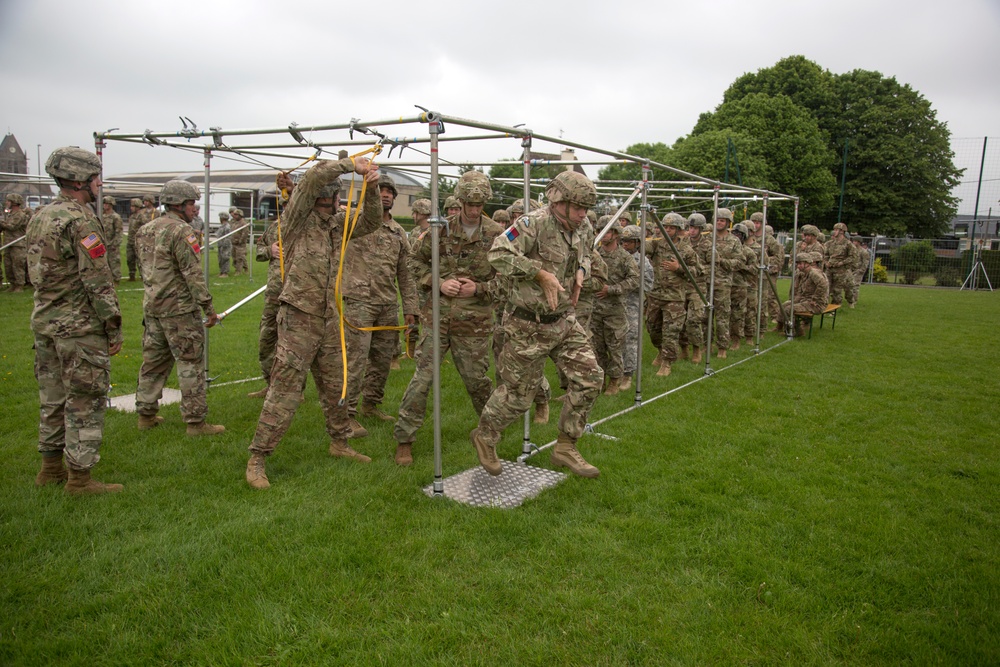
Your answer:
[635,162,650,405]
[754,196,769,353]
[249,190,255,282]
[427,114,444,495]
[787,200,800,339]
[521,134,534,457]
[203,148,213,378]
[704,186,720,375]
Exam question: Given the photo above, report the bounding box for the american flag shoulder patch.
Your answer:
[186,233,201,253]
[81,232,106,259]
[505,226,519,242]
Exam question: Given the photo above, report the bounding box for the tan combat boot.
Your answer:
[533,402,550,424]
[470,428,502,476]
[745,336,754,346]
[186,421,226,436]
[617,375,632,392]
[730,339,740,352]
[604,378,620,396]
[550,435,600,478]
[360,402,395,422]
[389,357,401,370]
[395,442,413,466]
[656,361,671,377]
[678,345,688,360]
[247,385,269,398]
[717,348,728,359]
[137,414,165,431]
[347,417,368,439]
[651,352,663,367]
[65,468,123,495]
[691,346,703,364]
[246,453,270,490]
[35,453,68,486]
[329,439,371,463]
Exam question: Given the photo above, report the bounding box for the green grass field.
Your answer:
[1,252,998,665]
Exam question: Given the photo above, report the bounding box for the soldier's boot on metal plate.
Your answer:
[137,414,165,431]
[246,385,269,398]
[360,401,395,422]
[617,375,632,392]
[347,418,368,439]
[35,453,68,486]
[470,428,502,476]
[329,439,371,463]
[186,422,226,436]
[678,345,688,360]
[533,401,550,424]
[691,346,703,364]
[246,453,270,490]
[550,434,600,478]
[656,361,672,377]
[394,442,413,466]
[65,468,123,496]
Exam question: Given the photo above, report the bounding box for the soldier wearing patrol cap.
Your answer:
[135,181,225,438]
[472,171,605,479]
[27,147,123,494]
[393,170,503,466]
[100,195,124,282]
[2,193,29,291]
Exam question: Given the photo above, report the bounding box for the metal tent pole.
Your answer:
[249,190,255,282]
[203,148,213,380]
[427,113,445,496]
[786,201,800,339]
[704,187,720,375]
[754,196,769,353]
[520,134,534,457]
[635,163,650,405]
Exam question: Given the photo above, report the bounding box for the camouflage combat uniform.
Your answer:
[624,248,653,377]
[135,210,216,423]
[342,215,418,416]
[249,158,382,457]
[216,220,232,275]
[255,220,281,381]
[742,236,763,341]
[555,248,606,393]
[101,209,124,282]
[778,261,830,331]
[475,205,603,446]
[591,243,639,382]
[851,244,870,304]
[707,230,743,350]
[26,194,122,470]
[729,236,754,343]
[825,233,856,305]
[126,206,154,280]
[393,212,503,444]
[764,231,784,324]
[680,230,709,352]
[645,233,699,363]
[231,215,249,275]
[1,207,29,289]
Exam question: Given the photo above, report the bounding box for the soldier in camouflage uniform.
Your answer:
[2,193,29,291]
[342,173,418,442]
[728,222,756,350]
[245,157,382,489]
[443,195,461,218]
[216,212,232,277]
[471,171,604,478]
[679,213,709,364]
[189,204,205,244]
[393,171,503,465]
[135,181,225,437]
[409,198,432,246]
[100,196,124,282]
[824,222,857,306]
[619,224,653,390]
[230,207,249,275]
[750,213,784,328]
[27,147,123,495]
[777,252,830,336]
[125,197,152,281]
[797,225,825,270]
[741,221,763,345]
[646,213,699,377]
[851,237,870,307]
[591,225,640,393]
[247,216,282,398]
[706,208,743,358]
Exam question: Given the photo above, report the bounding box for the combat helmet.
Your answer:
[833,222,848,232]
[411,198,431,215]
[378,172,398,197]
[160,180,200,205]
[546,171,597,208]
[750,211,765,223]
[454,171,491,204]
[800,224,820,237]
[715,207,734,222]
[492,209,511,224]
[621,225,643,242]
[663,212,687,229]
[219,212,230,220]
[5,193,25,207]
[229,207,243,218]
[687,212,707,228]
[130,198,143,209]
[102,195,116,205]
[443,195,461,211]
[45,146,101,182]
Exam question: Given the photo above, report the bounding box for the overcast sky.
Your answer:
[2,0,999,213]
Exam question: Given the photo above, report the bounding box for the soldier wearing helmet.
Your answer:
[728,222,755,351]
[2,193,30,291]
[340,170,418,442]
[393,170,503,466]
[492,208,511,225]
[245,155,381,489]
[698,208,743,359]
[676,212,710,361]
[409,198,432,245]
[776,251,829,336]
[797,224,824,269]
[592,224,640,393]
[850,235,870,307]
[644,213,700,376]
[736,220,763,346]
[228,207,249,275]
[824,221,858,307]
[216,212,232,277]
[26,147,123,494]
[100,195,124,282]
[506,197,540,222]
[614,224,652,391]
[443,195,461,218]
[126,197,152,281]
[134,180,225,439]
[470,170,605,479]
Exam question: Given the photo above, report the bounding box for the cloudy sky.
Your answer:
[2,0,999,212]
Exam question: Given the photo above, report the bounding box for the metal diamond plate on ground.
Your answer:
[109,388,182,413]
[423,461,567,508]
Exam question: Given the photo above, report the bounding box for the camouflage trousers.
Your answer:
[744,281,761,341]
[591,306,626,381]
[217,249,231,275]
[766,273,782,324]
[678,286,706,350]
[136,311,208,424]
[394,317,493,444]
[478,312,603,445]
[126,242,138,279]
[829,269,853,305]
[33,332,110,470]
[494,307,550,405]
[250,304,349,456]
[258,298,279,381]
[645,296,687,363]
[232,243,248,275]
[2,247,11,285]
[730,283,748,341]
[108,242,122,282]
[850,269,865,305]
[344,299,398,415]
[4,245,27,288]
[623,296,641,375]
[710,281,732,350]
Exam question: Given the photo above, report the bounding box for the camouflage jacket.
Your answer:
[279,158,381,319]
[343,216,418,315]
[256,220,282,303]
[232,220,249,246]
[646,234,698,302]
[188,215,204,235]
[594,245,638,315]
[1,209,29,247]
[764,233,784,275]
[797,240,825,267]
[856,247,870,274]
[127,210,152,247]
[708,231,744,283]
[101,211,124,249]
[216,222,232,252]
[26,194,122,344]
[734,241,759,288]
[793,266,830,314]
[136,210,214,319]
[408,225,429,246]
[488,206,593,318]
[689,233,712,289]
[824,236,854,271]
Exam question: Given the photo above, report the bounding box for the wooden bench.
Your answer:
[794,303,841,338]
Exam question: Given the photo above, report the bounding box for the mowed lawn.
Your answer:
[1,260,998,665]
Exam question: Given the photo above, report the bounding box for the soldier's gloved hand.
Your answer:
[204,313,221,328]
[456,277,477,298]
[440,278,463,297]
[535,269,564,310]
